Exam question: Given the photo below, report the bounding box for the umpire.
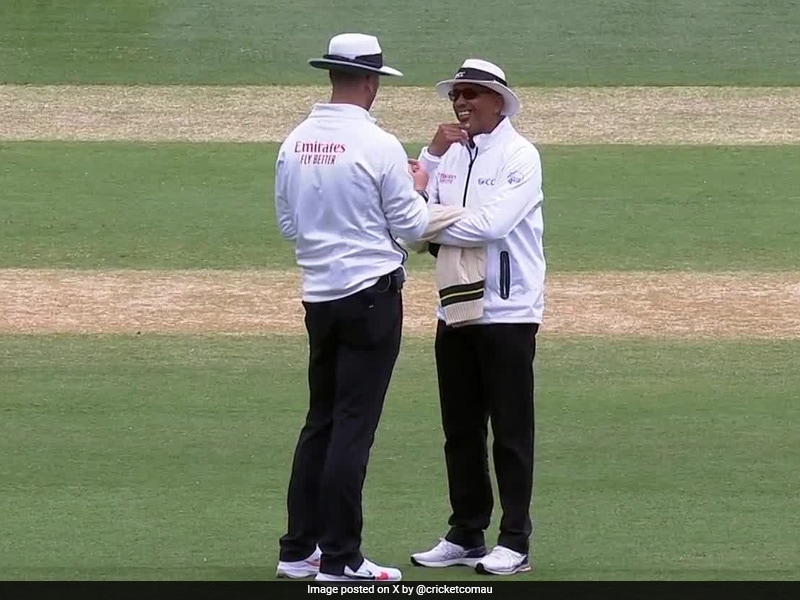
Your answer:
[274,33,430,582]
[410,59,546,576]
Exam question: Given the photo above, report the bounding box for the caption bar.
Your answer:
[307,584,493,595]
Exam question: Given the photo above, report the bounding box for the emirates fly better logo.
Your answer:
[294,141,346,165]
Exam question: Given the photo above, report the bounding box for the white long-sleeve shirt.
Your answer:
[275,103,430,302]
[418,117,546,324]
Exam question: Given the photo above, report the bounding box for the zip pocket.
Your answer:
[499,251,510,300]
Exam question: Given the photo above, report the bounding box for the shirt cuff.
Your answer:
[419,147,443,164]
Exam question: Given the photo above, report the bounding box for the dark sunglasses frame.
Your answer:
[447,87,490,102]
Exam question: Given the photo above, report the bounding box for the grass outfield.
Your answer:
[3,0,798,583]
[2,143,800,271]
[1,334,799,580]
[2,0,799,85]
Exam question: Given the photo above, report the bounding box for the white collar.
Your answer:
[310,102,377,123]
[470,117,513,149]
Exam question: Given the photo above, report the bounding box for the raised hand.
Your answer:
[427,123,469,157]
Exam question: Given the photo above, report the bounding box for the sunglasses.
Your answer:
[448,87,490,102]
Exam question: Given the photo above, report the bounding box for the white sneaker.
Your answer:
[410,538,487,568]
[276,545,321,579]
[315,557,402,581]
[475,545,531,576]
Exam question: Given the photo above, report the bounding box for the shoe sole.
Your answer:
[276,567,319,579]
[475,562,531,576]
[410,556,483,568]
[315,574,402,582]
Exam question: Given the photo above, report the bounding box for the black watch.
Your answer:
[418,190,430,203]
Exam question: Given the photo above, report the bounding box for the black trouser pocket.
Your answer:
[339,286,402,349]
[499,251,510,299]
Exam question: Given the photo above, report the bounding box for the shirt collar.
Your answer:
[309,102,377,123]
[471,116,513,150]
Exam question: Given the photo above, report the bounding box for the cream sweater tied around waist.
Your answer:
[403,205,486,326]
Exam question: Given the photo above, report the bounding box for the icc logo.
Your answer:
[477,178,496,186]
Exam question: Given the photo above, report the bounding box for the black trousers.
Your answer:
[279,271,403,575]
[435,320,539,555]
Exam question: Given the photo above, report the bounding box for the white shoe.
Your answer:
[410,538,487,568]
[315,557,402,581]
[276,545,321,579]
[475,545,531,576]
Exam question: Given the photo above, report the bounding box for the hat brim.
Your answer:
[308,58,403,77]
[434,79,520,117]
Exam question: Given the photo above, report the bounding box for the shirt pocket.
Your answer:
[499,250,511,300]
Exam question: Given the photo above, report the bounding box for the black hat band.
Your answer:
[453,67,507,87]
[323,53,383,69]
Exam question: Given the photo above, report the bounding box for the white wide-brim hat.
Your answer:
[435,58,520,117]
[308,33,403,77]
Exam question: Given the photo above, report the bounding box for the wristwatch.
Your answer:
[418,190,430,203]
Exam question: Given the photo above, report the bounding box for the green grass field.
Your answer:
[2,143,799,271]
[2,0,800,85]
[1,0,798,584]
[2,335,799,580]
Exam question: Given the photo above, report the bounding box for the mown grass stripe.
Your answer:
[2,85,800,144]
[1,269,797,338]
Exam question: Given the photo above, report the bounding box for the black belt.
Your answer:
[370,267,405,292]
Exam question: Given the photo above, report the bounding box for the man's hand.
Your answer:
[408,159,429,192]
[427,123,469,157]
